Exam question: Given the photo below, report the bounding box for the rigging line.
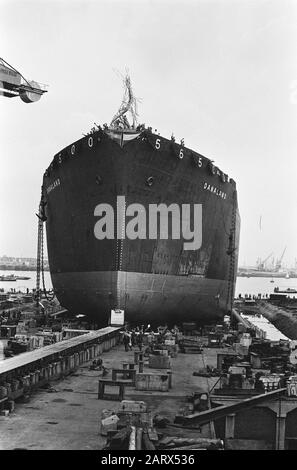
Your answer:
[0,57,32,88]
[219,205,231,237]
[41,227,48,299]
[220,202,238,258]
[40,215,51,301]
[37,189,53,303]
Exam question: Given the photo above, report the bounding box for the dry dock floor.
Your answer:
[0,343,222,450]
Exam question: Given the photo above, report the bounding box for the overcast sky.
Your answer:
[1,0,297,267]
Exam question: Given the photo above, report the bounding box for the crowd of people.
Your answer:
[122,326,145,352]
[121,324,180,352]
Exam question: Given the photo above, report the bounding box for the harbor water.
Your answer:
[0,270,52,293]
[235,276,297,297]
[0,269,296,297]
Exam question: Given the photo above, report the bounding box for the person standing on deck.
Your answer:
[131,329,136,347]
[137,329,144,351]
[123,331,130,352]
[127,331,132,351]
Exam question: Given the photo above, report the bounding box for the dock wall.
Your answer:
[0,327,121,403]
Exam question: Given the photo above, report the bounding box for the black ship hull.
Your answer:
[43,128,240,326]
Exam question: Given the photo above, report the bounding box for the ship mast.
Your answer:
[110,74,138,130]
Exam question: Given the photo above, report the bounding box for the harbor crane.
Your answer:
[0,57,47,103]
[257,252,273,271]
[275,246,287,272]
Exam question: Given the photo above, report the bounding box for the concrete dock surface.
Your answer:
[0,343,222,450]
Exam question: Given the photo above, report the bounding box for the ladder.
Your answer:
[36,216,44,305]
[226,190,238,312]
[36,188,47,306]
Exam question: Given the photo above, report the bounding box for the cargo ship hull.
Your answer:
[43,128,240,326]
[238,271,289,278]
[51,271,230,325]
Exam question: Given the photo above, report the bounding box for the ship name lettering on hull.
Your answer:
[203,182,226,199]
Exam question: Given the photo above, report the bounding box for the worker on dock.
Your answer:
[131,329,136,347]
[123,330,132,352]
[136,328,144,351]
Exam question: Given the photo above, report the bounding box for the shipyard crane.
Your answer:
[35,192,46,306]
[275,246,287,272]
[35,189,54,307]
[0,57,47,103]
[257,252,273,271]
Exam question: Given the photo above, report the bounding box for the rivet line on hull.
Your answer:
[116,198,126,308]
